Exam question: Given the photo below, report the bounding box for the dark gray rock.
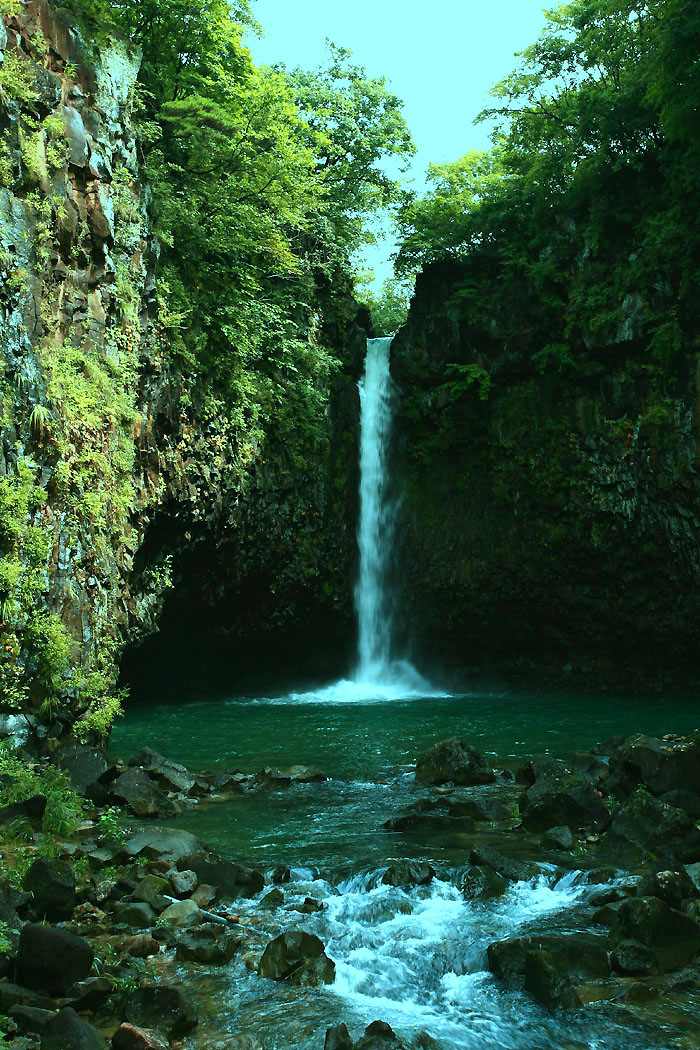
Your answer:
[638,869,698,909]
[611,939,658,976]
[0,982,56,1013]
[458,865,508,900]
[124,985,198,1038]
[415,739,495,786]
[325,1023,354,1050]
[488,933,610,983]
[111,769,177,818]
[23,857,76,921]
[259,931,335,986]
[0,795,46,827]
[17,924,94,994]
[111,1023,170,1050]
[469,845,539,883]
[608,734,700,798]
[381,861,435,888]
[610,896,700,974]
[355,1020,407,1050]
[271,865,291,884]
[596,791,700,867]
[524,950,579,1009]
[121,827,202,864]
[175,924,241,964]
[128,748,196,794]
[9,1005,55,1035]
[519,775,610,832]
[543,826,575,850]
[178,851,264,899]
[41,1007,106,1050]
[55,742,114,794]
[113,901,157,928]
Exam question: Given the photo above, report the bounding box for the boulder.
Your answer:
[519,775,610,832]
[459,865,508,901]
[41,1007,107,1050]
[23,857,76,921]
[118,935,159,959]
[64,976,114,1011]
[128,748,196,794]
[0,795,46,828]
[595,791,700,868]
[355,1020,407,1050]
[121,827,202,864]
[272,865,291,884]
[133,874,171,909]
[113,902,157,928]
[543,826,575,851]
[611,940,658,976]
[381,861,435,888]
[178,851,264,899]
[0,983,56,1013]
[524,950,578,1009]
[516,756,571,786]
[610,896,700,973]
[124,985,198,1038]
[158,899,201,928]
[55,741,114,794]
[175,924,241,964]
[415,739,495,786]
[608,734,700,798]
[17,924,93,994]
[9,1005,55,1035]
[325,1023,354,1050]
[488,933,610,983]
[111,769,177,818]
[169,870,197,897]
[259,931,335,986]
[638,869,698,909]
[469,846,539,883]
[112,1025,170,1050]
[382,811,474,836]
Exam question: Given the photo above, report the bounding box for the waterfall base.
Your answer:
[274,661,449,704]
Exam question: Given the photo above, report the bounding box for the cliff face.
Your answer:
[391,259,700,689]
[0,1,364,734]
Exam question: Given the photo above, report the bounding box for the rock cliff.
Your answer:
[391,258,700,689]
[0,0,365,735]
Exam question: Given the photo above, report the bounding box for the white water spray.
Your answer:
[355,337,397,679]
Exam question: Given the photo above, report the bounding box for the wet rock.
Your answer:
[524,949,579,1009]
[179,851,264,899]
[469,845,538,883]
[595,791,700,867]
[117,934,159,958]
[169,869,197,897]
[114,901,157,928]
[608,734,700,798]
[192,884,218,908]
[447,796,512,822]
[383,811,474,836]
[111,769,177,818]
[259,931,335,986]
[355,1020,407,1050]
[611,939,658,975]
[158,899,201,928]
[285,765,327,783]
[252,767,292,790]
[659,790,700,817]
[543,826,575,850]
[23,857,75,921]
[0,795,46,828]
[325,1023,354,1050]
[261,888,285,905]
[519,774,610,833]
[638,869,698,909]
[133,874,170,909]
[9,1005,55,1035]
[381,861,435,888]
[610,896,700,973]
[54,741,115,795]
[415,739,495,786]
[111,1025,170,1050]
[488,933,610,983]
[128,748,196,794]
[121,827,203,864]
[17,924,93,994]
[272,865,291,884]
[516,756,570,787]
[175,923,241,964]
[124,985,198,1038]
[217,1038,263,1050]
[64,977,114,1010]
[458,865,508,901]
[299,896,325,914]
[41,1007,106,1050]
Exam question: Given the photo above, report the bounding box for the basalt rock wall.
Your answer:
[391,259,700,690]
[0,1,365,735]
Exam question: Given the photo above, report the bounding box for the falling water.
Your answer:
[355,337,396,680]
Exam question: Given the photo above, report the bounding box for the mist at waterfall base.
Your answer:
[282,337,444,705]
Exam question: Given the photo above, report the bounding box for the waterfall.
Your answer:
[355,337,397,680]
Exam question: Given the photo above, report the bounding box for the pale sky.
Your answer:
[247,0,550,285]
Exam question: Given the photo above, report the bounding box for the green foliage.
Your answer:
[360,276,412,335]
[95,804,125,846]
[443,363,492,402]
[0,48,37,104]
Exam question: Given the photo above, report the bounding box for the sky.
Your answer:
[246,0,550,287]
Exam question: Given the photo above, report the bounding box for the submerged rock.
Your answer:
[381,861,435,888]
[258,931,335,986]
[175,924,241,964]
[415,739,495,786]
[469,845,538,883]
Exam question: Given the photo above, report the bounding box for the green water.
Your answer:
[112,687,700,1050]
[111,688,697,871]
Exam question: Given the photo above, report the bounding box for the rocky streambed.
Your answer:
[3,727,700,1049]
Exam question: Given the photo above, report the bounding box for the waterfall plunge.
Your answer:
[278,337,440,703]
[355,337,396,679]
